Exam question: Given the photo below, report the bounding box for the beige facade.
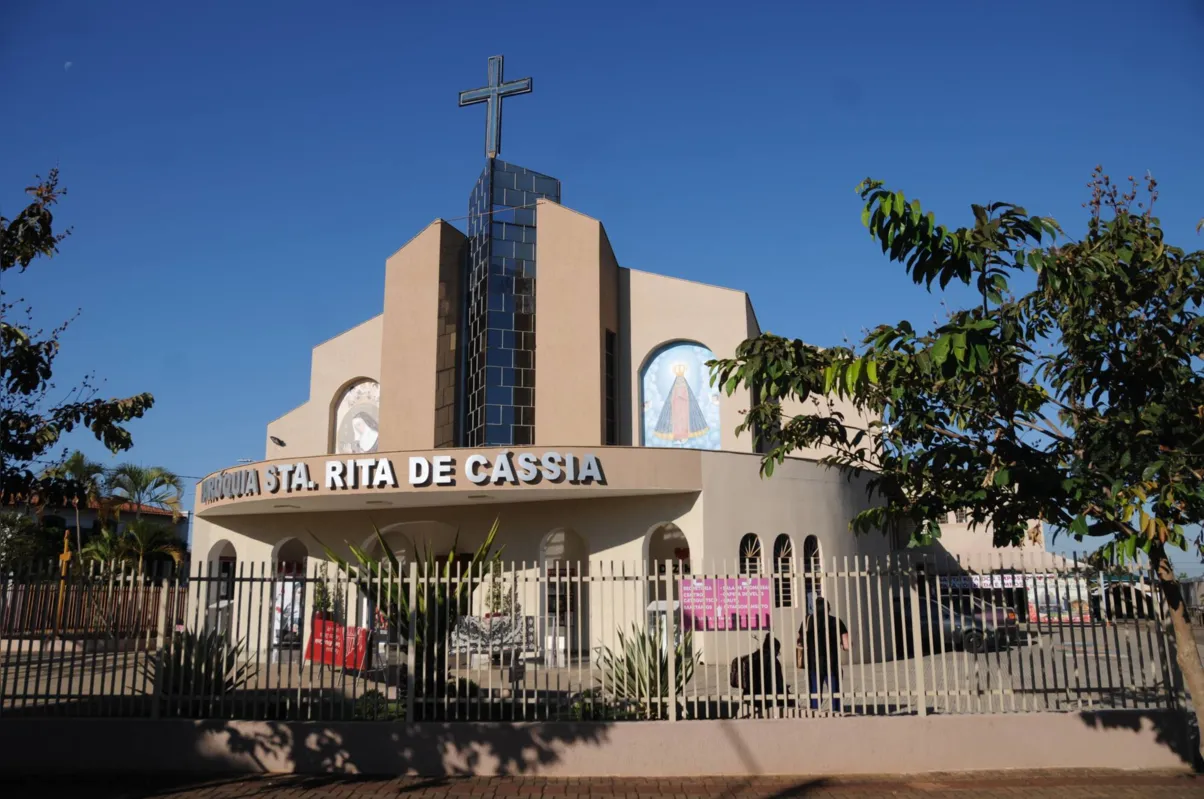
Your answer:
[265,315,383,460]
[200,194,1041,663]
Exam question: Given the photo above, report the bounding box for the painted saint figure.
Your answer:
[653,363,710,442]
[351,412,379,453]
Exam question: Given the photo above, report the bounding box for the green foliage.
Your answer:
[594,623,700,720]
[42,451,106,554]
[145,628,258,714]
[713,169,1204,561]
[121,518,184,574]
[317,517,502,693]
[80,527,128,567]
[711,168,1204,742]
[1,172,154,508]
[106,464,184,520]
[484,560,519,616]
[353,688,404,720]
[0,511,51,571]
[311,571,333,615]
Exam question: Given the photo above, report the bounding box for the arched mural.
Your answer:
[333,379,380,454]
[640,342,721,450]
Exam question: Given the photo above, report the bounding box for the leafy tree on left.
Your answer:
[1,171,154,515]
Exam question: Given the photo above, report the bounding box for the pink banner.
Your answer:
[679,577,772,631]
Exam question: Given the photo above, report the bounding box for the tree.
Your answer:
[121,518,184,575]
[42,450,106,555]
[0,511,45,572]
[1,172,154,512]
[79,527,128,570]
[711,169,1204,752]
[106,464,183,520]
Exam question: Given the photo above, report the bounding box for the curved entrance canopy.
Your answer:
[196,446,703,517]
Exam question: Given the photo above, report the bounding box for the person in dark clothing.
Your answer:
[801,597,849,711]
[733,635,786,717]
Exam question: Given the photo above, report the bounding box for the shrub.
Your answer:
[354,688,404,721]
[145,628,258,714]
[594,624,700,719]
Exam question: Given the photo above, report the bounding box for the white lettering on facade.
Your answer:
[465,454,489,485]
[432,455,454,486]
[325,461,346,490]
[374,457,397,488]
[409,456,431,486]
[356,458,374,488]
[541,452,564,483]
[202,452,607,504]
[291,463,311,493]
[578,453,604,484]
[490,451,517,485]
[516,452,539,482]
[278,463,295,492]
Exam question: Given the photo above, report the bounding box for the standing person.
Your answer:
[802,598,849,712]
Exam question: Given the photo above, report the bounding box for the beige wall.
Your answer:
[2,712,1190,777]
[533,201,619,446]
[194,488,703,658]
[265,315,383,459]
[379,221,466,452]
[624,268,759,452]
[696,452,893,665]
[192,446,889,663]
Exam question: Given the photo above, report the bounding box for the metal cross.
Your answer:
[458,55,532,159]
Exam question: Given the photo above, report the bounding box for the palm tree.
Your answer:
[122,519,183,575]
[80,527,128,570]
[107,464,184,521]
[43,451,106,556]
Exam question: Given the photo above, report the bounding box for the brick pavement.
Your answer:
[2,771,1201,799]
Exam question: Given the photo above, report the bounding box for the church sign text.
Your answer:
[200,451,605,505]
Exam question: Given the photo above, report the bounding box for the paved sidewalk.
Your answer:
[4,770,1201,798]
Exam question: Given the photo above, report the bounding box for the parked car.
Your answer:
[893,594,1011,656]
[941,594,1020,646]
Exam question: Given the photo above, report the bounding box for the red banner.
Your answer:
[304,616,369,670]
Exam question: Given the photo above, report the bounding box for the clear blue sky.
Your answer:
[4,2,1202,567]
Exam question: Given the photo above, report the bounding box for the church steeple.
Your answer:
[458,55,533,160]
[456,56,560,447]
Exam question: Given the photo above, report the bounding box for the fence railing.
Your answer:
[0,553,1182,722]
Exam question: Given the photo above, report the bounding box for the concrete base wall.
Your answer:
[0,712,1191,777]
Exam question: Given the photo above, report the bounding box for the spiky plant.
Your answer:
[594,623,700,720]
[144,628,258,716]
[317,517,502,700]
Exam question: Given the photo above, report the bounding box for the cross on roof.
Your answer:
[458,55,532,159]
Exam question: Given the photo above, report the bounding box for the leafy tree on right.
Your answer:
[711,169,1204,751]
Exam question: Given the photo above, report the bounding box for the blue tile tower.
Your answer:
[459,56,560,446]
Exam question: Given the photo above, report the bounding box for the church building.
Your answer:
[191,57,1041,662]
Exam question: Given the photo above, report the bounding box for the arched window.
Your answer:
[739,533,762,576]
[802,535,821,612]
[639,341,721,450]
[773,534,794,608]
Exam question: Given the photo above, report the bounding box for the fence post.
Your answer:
[665,561,677,722]
[150,648,163,720]
[404,561,418,724]
[907,564,928,717]
[154,578,171,653]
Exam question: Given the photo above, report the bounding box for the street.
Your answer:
[1,771,1200,798]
